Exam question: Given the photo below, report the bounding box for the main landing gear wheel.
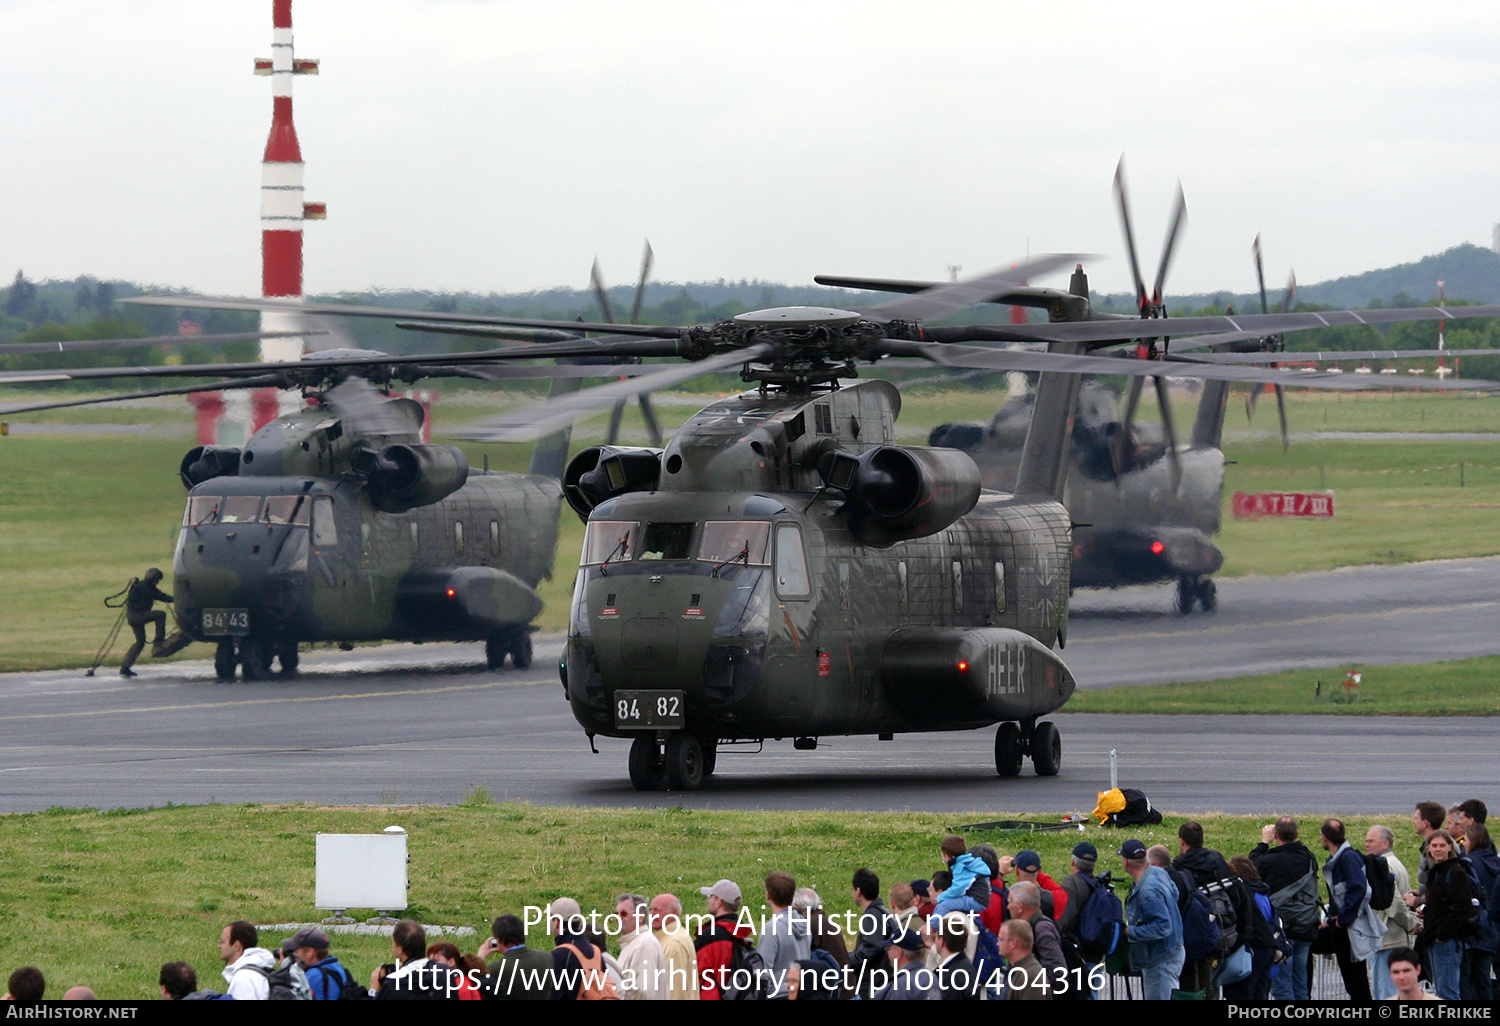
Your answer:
[275,641,299,677]
[628,736,668,792]
[665,734,705,791]
[1031,721,1062,776]
[994,722,1023,777]
[1197,578,1218,613]
[486,627,533,670]
[1176,576,1197,615]
[701,740,718,778]
[214,641,236,683]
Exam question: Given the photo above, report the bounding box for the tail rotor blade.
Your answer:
[589,258,617,325]
[1246,384,1261,422]
[630,240,654,325]
[1280,270,1298,314]
[1275,383,1289,452]
[1115,375,1145,475]
[1113,157,1149,313]
[1154,375,1183,492]
[1151,183,1187,306]
[638,393,664,447]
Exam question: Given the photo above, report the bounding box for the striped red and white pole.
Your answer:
[254,0,322,426]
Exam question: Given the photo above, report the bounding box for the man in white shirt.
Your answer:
[219,921,274,1000]
[611,893,666,999]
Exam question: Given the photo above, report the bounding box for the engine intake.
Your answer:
[819,445,980,546]
[179,446,241,489]
[356,443,469,513]
[563,446,663,520]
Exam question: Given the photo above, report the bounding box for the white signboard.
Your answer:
[315,832,408,911]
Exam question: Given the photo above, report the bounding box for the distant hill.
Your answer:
[1093,243,1500,314]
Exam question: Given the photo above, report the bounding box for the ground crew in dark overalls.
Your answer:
[120,568,173,677]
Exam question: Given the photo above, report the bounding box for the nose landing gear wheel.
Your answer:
[994,722,1023,777]
[214,641,236,683]
[1031,720,1062,776]
[665,734,704,791]
[628,736,668,792]
[239,638,273,681]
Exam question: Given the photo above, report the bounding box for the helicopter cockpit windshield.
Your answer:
[581,520,774,567]
[185,494,312,527]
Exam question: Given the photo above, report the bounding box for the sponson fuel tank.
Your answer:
[880,626,1076,723]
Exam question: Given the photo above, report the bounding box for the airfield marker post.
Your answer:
[1109,749,1118,791]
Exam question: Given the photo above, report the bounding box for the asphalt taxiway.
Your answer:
[1,556,1496,814]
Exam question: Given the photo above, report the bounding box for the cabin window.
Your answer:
[698,521,771,566]
[453,521,464,557]
[312,496,337,546]
[582,521,638,564]
[773,523,811,600]
[263,495,311,526]
[186,495,221,526]
[640,522,694,560]
[409,522,419,556]
[814,404,833,435]
[952,560,964,613]
[218,496,262,524]
[489,520,501,557]
[994,562,1006,612]
[898,561,909,613]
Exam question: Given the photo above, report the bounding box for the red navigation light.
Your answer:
[446,588,456,598]
[1150,540,1165,555]
[957,661,969,673]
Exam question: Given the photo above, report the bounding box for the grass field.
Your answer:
[1068,655,1500,715]
[1,388,1496,671]
[0,801,1434,999]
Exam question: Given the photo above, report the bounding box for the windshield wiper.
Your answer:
[599,534,631,576]
[711,545,751,578]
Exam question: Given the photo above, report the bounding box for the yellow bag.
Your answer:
[1092,787,1127,824]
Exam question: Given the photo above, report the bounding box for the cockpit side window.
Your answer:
[640,522,694,560]
[186,496,221,526]
[773,523,811,600]
[312,496,338,546]
[582,521,638,564]
[263,495,312,526]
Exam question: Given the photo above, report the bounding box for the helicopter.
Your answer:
[118,257,1498,788]
[0,340,653,680]
[820,165,1495,614]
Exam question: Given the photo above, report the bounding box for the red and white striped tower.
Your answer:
[252,0,323,428]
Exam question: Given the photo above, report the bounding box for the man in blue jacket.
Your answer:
[286,928,353,1000]
[1120,839,1184,1000]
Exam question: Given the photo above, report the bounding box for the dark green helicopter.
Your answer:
[821,164,1498,614]
[117,262,1499,787]
[0,341,646,680]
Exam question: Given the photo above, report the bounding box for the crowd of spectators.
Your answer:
[5,797,1496,1002]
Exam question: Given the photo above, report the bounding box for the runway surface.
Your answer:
[2,556,1497,815]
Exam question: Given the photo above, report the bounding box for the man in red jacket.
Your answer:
[693,879,753,1000]
[1011,849,1068,921]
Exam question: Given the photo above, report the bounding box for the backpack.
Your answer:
[1268,861,1322,942]
[970,923,1006,999]
[1253,890,1294,963]
[1181,886,1224,961]
[1106,788,1163,827]
[721,934,770,1001]
[1197,878,1241,959]
[252,963,311,1001]
[1075,872,1126,960]
[1460,854,1497,951]
[555,943,620,1000]
[1362,852,1396,911]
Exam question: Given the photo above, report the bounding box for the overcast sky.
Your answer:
[2,0,1497,302]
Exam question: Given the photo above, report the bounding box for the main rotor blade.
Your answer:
[922,303,1500,346]
[856,253,1088,323]
[879,339,1499,392]
[631,240,654,325]
[0,330,318,357]
[1253,234,1270,315]
[1113,157,1149,312]
[1153,375,1183,491]
[605,399,626,444]
[0,374,288,416]
[1152,183,1187,305]
[590,258,617,324]
[638,393,664,446]
[457,343,773,443]
[1114,376,1145,482]
[394,322,584,343]
[126,294,688,339]
[1171,347,1499,364]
